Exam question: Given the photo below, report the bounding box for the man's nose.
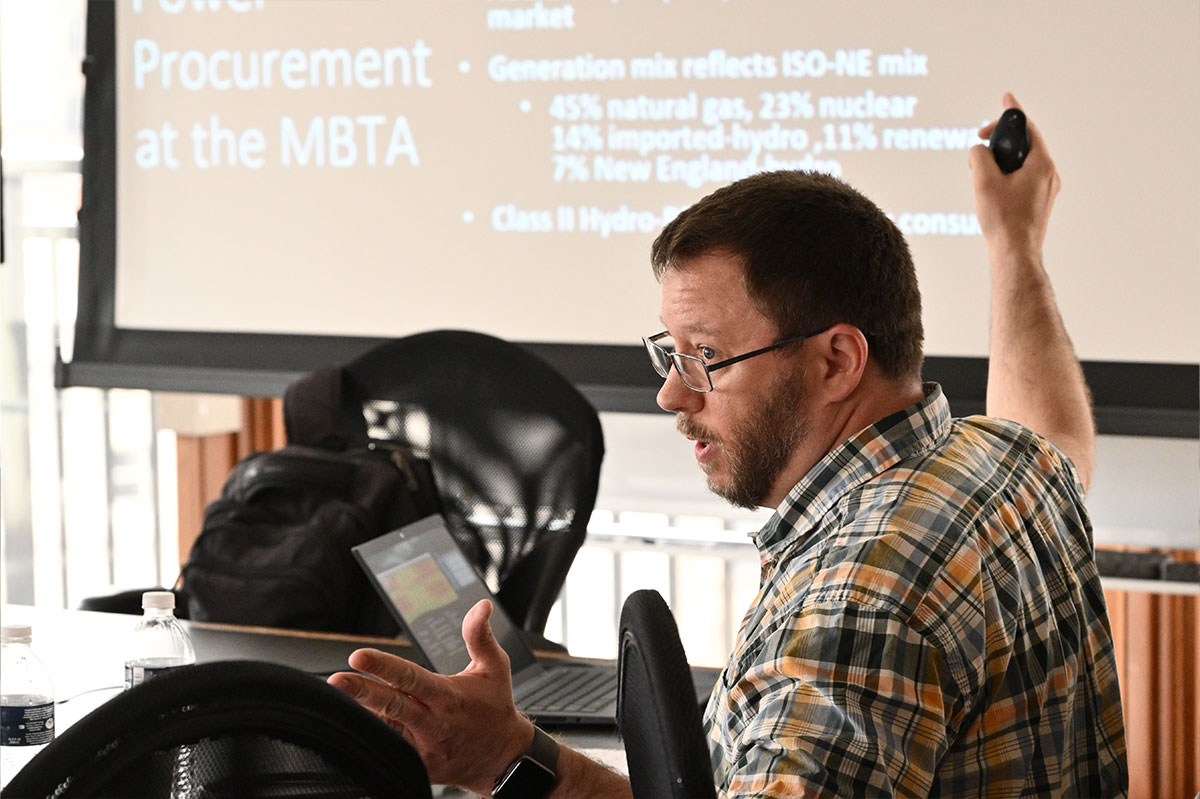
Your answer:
[656,366,703,414]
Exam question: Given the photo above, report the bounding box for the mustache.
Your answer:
[677,414,720,445]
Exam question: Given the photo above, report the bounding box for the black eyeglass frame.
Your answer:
[643,326,830,392]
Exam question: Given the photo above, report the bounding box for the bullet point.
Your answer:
[459,61,470,73]
[462,211,475,223]
[519,99,532,113]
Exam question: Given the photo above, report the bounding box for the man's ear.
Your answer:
[813,323,869,402]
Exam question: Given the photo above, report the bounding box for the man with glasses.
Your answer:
[331,95,1126,797]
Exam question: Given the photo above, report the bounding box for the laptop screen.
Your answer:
[353,516,539,676]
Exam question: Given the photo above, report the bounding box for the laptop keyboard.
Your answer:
[515,666,617,714]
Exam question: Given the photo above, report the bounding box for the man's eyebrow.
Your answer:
[658,319,719,338]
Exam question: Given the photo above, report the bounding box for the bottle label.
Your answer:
[124,664,179,689]
[0,701,56,746]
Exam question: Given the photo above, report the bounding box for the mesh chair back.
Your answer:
[619,585,710,796]
[2,661,431,799]
[285,330,604,635]
[617,589,717,799]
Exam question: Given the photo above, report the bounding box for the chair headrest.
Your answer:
[283,365,354,449]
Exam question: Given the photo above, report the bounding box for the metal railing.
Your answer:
[550,513,761,666]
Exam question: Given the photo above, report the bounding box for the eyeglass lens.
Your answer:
[644,337,712,392]
[671,354,712,391]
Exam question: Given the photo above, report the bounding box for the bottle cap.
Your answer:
[142,590,176,610]
[1,624,33,642]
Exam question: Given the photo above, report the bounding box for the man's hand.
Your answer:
[969,93,1061,263]
[328,599,535,794]
[969,93,1095,490]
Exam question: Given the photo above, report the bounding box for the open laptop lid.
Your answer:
[352,515,543,679]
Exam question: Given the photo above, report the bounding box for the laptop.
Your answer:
[353,515,717,726]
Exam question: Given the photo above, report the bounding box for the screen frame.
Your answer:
[67,0,1197,437]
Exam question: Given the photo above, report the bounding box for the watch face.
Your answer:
[493,756,556,799]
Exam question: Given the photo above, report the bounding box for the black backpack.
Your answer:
[180,442,440,636]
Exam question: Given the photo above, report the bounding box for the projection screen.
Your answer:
[66,0,1199,434]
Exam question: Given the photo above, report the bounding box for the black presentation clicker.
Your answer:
[989,108,1030,173]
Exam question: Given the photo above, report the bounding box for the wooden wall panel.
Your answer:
[1104,557,1199,799]
[174,433,237,565]
[1158,587,1196,799]
[173,435,204,567]
[238,397,285,458]
[1126,591,1159,797]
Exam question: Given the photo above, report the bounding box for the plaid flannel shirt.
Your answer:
[704,384,1128,798]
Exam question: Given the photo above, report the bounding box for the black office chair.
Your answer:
[1,660,431,799]
[284,329,606,640]
[617,589,717,799]
[82,330,604,644]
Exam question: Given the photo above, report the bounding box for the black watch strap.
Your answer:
[493,725,559,799]
[527,725,559,772]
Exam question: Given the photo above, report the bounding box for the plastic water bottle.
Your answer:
[1,624,55,790]
[125,591,195,689]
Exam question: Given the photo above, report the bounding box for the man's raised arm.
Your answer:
[970,93,1096,489]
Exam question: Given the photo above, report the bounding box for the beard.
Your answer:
[677,371,810,509]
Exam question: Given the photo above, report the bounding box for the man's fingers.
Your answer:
[328,614,532,793]
[327,670,428,724]
[345,647,447,701]
[463,598,494,642]
[461,600,515,685]
[968,141,998,174]
[972,93,1048,175]
[976,93,1019,140]
[329,648,451,720]
[462,599,510,674]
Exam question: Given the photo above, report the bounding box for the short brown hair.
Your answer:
[650,171,923,380]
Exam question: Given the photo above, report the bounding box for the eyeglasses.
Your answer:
[642,326,829,392]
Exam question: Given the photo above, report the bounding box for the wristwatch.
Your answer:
[492,725,559,799]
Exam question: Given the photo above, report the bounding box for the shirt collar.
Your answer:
[752,382,952,559]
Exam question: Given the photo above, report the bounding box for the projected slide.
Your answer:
[112,0,1199,363]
